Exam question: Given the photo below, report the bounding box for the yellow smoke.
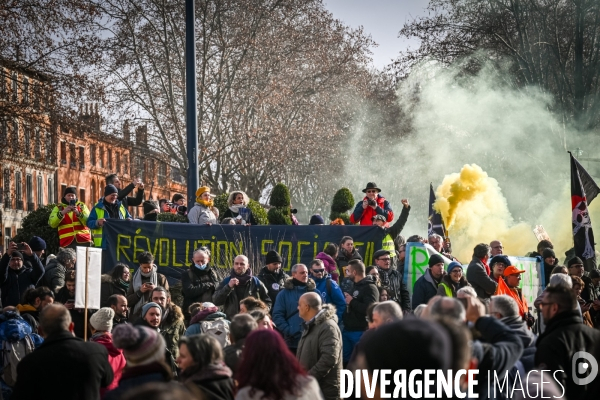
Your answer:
[433,164,538,262]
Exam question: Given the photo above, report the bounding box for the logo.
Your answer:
[352,290,359,297]
[572,351,598,385]
[271,283,279,290]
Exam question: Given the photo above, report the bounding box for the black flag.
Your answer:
[570,152,597,260]
[428,183,446,238]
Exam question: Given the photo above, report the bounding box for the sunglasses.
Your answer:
[311,269,325,274]
[366,190,378,193]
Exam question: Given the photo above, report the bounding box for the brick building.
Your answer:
[0,61,186,251]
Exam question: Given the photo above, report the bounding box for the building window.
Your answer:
[37,174,43,207]
[79,188,86,204]
[60,141,67,164]
[123,153,129,175]
[0,69,6,100]
[15,171,22,210]
[24,125,31,157]
[158,162,167,186]
[0,119,6,144]
[60,184,66,200]
[107,149,112,170]
[32,82,40,109]
[171,166,184,183]
[23,78,29,103]
[99,146,104,168]
[78,146,85,170]
[116,152,121,173]
[91,180,96,204]
[26,174,33,210]
[12,120,19,151]
[11,72,17,102]
[3,169,11,209]
[35,128,41,160]
[90,144,96,166]
[45,132,52,162]
[48,177,54,204]
[69,143,77,168]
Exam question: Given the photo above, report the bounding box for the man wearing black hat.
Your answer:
[0,241,45,307]
[412,253,445,309]
[49,186,93,249]
[568,257,595,302]
[373,249,411,312]
[257,250,289,311]
[181,247,219,321]
[541,248,558,287]
[87,185,132,248]
[105,173,144,208]
[349,182,394,226]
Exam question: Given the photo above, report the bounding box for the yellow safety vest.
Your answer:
[439,282,453,297]
[91,205,127,247]
[382,233,396,257]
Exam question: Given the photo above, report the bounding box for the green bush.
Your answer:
[329,187,355,223]
[13,205,60,255]
[214,193,229,217]
[214,193,268,225]
[269,183,291,208]
[157,213,189,223]
[267,207,292,225]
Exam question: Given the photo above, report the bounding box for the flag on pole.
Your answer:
[570,152,598,260]
[428,183,446,238]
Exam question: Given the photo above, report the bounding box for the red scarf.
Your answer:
[482,258,491,276]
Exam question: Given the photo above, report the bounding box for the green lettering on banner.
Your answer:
[116,234,132,262]
[261,240,274,256]
[172,240,183,267]
[278,241,293,270]
[410,246,429,289]
[158,238,169,266]
[133,233,151,262]
[297,241,310,264]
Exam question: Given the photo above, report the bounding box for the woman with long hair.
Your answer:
[101,263,131,307]
[235,330,322,400]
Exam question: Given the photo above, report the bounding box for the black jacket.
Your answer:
[466,257,497,303]
[13,332,113,400]
[0,253,45,307]
[100,274,128,308]
[213,274,272,320]
[257,266,289,311]
[105,362,171,400]
[181,266,220,319]
[336,248,363,280]
[118,182,144,208]
[342,277,378,331]
[182,364,235,400]
[377,266,411,312]
[535,310,600,400]
[221,208,258,225]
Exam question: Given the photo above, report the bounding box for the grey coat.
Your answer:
[187,202,217,225]
[296,304,342,400]
[466,257,497,303]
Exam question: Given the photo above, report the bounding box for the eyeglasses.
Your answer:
[450,270,462,274]
[311,269,325,274]
[378,258,391,261]
[492,246,503,249]
[366,190,378,193]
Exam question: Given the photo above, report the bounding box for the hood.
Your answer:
[16,304,38,314]
[44,258,63,273]
[283,277,316,291]
[500,315,536,348]
[313,304,338,325]
[190,307,226,325]
[183,362,232,383]
[101,274,114,284]
[0,315,33,341]
[163,303,184,326]
[315,252,335,264]
[91,333,123,357]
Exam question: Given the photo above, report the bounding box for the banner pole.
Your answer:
[84,247,89,341]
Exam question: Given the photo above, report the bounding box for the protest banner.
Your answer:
[102,220,384,282]
[75,246,102,341]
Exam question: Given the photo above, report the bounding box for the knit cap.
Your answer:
[112,324,166,366]
[142,302,161,319]
[309,214,324,225]
[90,307,115,332]
[104,184,118,197]
[265,250,282,265]
[428,253,445,268]
[28,236,47,251]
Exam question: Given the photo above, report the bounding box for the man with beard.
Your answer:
[257,250,289,311]
[107,294,129,326]
[87,185,132,248]
[17,286,55,333]
[151,287,185,359]
[373,249,411,312]
[213,255,271,319]
[336,236,363,292]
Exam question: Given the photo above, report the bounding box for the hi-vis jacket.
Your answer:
[87,199,131,247]
[48,201,92,247]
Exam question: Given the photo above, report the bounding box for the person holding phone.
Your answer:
[0,241,45,307]
[126,252,169,322]
[49,186,93,249]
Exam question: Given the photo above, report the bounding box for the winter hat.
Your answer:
[372,214,386,223]
[172,193,185,203]
[141,302,161,319]
[447,261,463,273]
[568,257,584,268]
[489,255,511,268]
[10,251,24,260]
[542,248,556,259]
[90,307,115,332]
[195,186,210,198]
[112,324,166,366]
[265,250,282,265]
[202,302,216,309]
[104,184,118,197]
[309,214,324,225]
[28,236,46,251]
[63,186,77,196]
[143,200,159,215]
[428,253,445,268]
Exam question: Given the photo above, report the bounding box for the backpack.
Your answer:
[1,335,35,386]
[199,318,231,348]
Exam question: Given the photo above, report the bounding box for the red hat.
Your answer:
[503,265,526,277]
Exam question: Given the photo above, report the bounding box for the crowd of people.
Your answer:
[0,179,599,399]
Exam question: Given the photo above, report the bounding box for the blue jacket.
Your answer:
[311,275,346,324]
[272,278,316,349]
[411,268,442,309]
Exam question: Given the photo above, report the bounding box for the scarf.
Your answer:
[378,266,391,287]
[482,258,491,276]
[292,278,307,287]
[104,200,121,219]
[229,205,242,214]
[132,265,158,316]
[195,198,214,207]
[118,279,130,291]
[230,268,252,286]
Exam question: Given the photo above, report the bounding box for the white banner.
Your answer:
[75,247,102,309]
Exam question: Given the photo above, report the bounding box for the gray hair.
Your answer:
[490,295,520,318]
[192,248,209,259]
[428,234,443,242]
[429,297,466,322]
[56,248,76,265]
[414,304,427,318]
[549,273,572,289]
[291,263,307,274]
[373,301,403,322]
[230,314,258,343]
[456,286,477,298]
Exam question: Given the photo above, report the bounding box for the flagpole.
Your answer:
[83,247,89,341]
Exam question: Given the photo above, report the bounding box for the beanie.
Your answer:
[172,193,185,203]
[104,184,118,197]
[542,248,556,259]
[141,302,161,320]
[265,250,282,265]
[195,186,210,198]
[28,236,47,251]
[447,261,463,273]
[428,253,445,268]
[489,255,511,268]
[143,200,159,215]
[10,251,24,260]
[568,257,584,268]
[309,214,324,225]
[112,324,166,366]
[63,186,77,196]
[89,307,115,332]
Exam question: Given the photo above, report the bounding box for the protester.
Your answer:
[466,243,497,305]
[272,264,316,353]
[90,307,126,396]
[221,191,258,225]
[127,252,169,321]
[256,250,288,310]
[42,247,76,294]
[371,301,403,328]
[436,261,470,297]
[150,287,185,359]
[188,186,218,225]
[249,309,274,330]
[341,260,378,365]
[349,182,393,226]
[12,304,114,400]
[185,303,230,347]
[336,236,363,283]
[101,263,131,307]
[16,286,54,332]
[316,243,339,282]
[373,199,410,266]
[535,286,600,399]
[428,297,466,322]
[534,273,572,334]
[373,249,411,312]
[181,248,219,321]
[213,255,271,320]
[108,294,129,326]
[28,236,47,264]
[412,253,445,308]
[366,266,381,286]
[429,233,457,261]
[413,304,427,318]
[571,276,595,327]
[489,255,510,282]
[177,334,234,400]
[527,239,553,259]
[490,240,503,256]
[308,259,346,324]
[309,214,324,225]
[105,174,145,208]
[296,293,342,400]
[137,302,162,330]
[0,242,45,307]
[107,324,171,400]
[235,329,322,400]
[568,257,594,301]
[56,270,86,338]
[496,265,531,322]
[377,286,390,302]
[239,297,269,313]
[142,200,160,221]
[542,248,559,286]
[223,314,257,374]
[48,186,93,248]
[87,184,132,247]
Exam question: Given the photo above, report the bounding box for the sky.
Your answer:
[323,0,431,69]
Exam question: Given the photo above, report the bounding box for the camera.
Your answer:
[69,199,76,206]
[290,208,298,214]
[162,201,187,216]
[367,199,377,207]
